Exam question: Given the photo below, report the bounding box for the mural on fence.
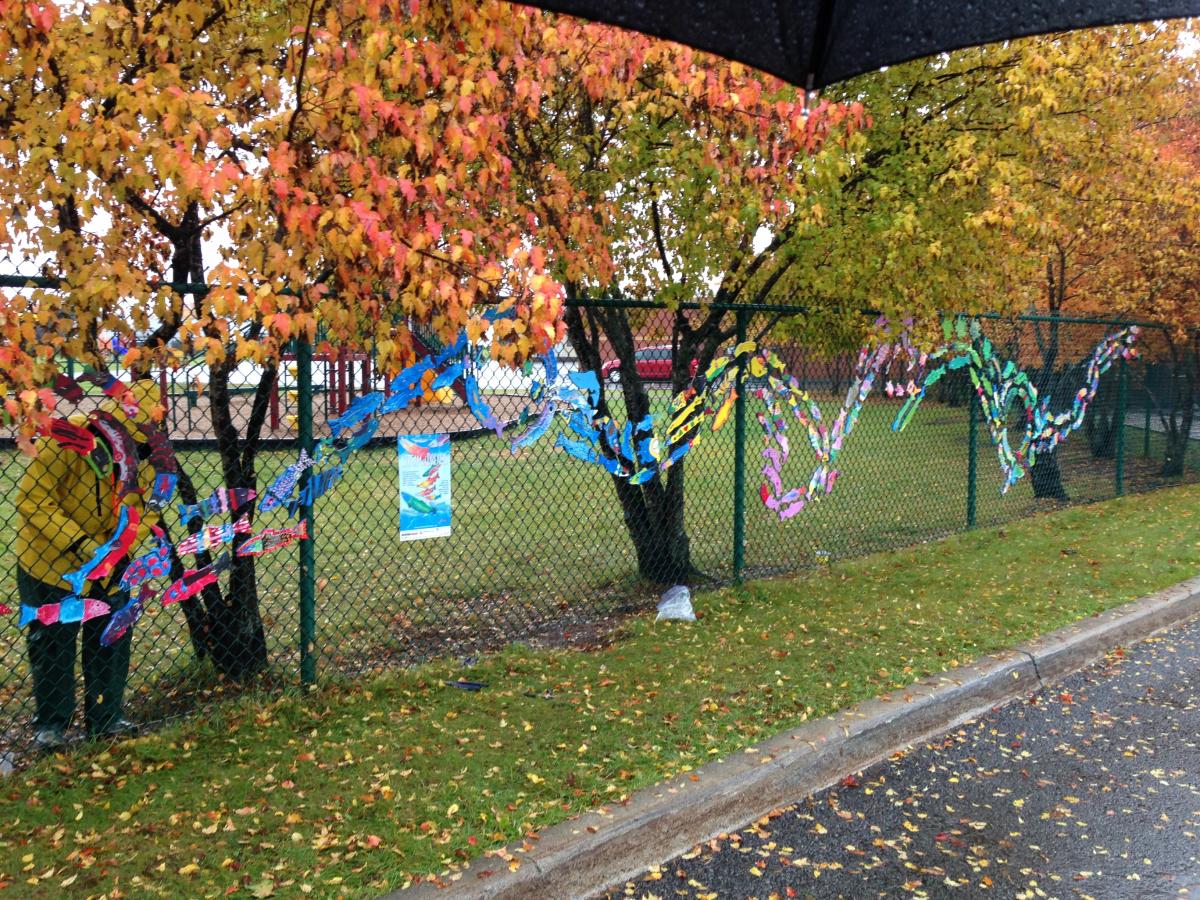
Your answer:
[14,314,1137,636]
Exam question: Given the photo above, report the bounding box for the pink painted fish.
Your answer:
[161,553,231,606]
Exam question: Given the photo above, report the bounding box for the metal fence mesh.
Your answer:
[0,299,1196,765]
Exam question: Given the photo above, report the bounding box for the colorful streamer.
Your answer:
[16,315,1137,631]
[891,319,1140,492]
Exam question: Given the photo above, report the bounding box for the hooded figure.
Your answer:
[15,378,163,749]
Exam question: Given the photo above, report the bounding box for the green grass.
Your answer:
[1,482,1198,896]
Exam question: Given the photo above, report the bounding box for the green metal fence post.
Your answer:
[1143,388,1152,458]
[1115,355,1127,497]
[732,308,749,584]
[297,334,317,687]
[966,388,978,530]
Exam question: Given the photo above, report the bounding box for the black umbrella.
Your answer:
[515,1,1199,90]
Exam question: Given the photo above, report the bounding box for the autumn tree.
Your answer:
[814,24,1191,498]
[0,0,587,679]
[1080,81,1200,476]
[485,17,866,583]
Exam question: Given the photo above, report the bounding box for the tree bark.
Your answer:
[1029,251,1069,501]
[563,302,731,585]
[150,203,272,681]
[1084,379,1117,460]
[1160,337,1197,477]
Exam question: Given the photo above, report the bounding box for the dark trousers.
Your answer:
[18,567,132,734]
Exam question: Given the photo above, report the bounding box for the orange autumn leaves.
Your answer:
[0,0,860,442]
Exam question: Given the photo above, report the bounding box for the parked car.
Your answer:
[601,346,698,384]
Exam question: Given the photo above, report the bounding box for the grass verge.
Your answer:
[1,483,1199,897]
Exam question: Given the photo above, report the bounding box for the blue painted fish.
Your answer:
[179,487,257,524]
[100,585,155,647]
[119,526,171,591]
[328,392,383,437]
[259,450,315,512]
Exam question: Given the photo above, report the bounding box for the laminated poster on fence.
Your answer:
[397,434,452,541]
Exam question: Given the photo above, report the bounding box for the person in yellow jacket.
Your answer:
[15,379,163,750]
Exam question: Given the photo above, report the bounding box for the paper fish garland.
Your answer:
[179,487,257,524]
[19,597,111,627]
[757,339,898,520]
[174,513,253,556]
[259,450,315,512]
[100,585,155,647]
[35,309,1136,618]
[161,552,231,606]
[238,520,309,556]
[62,505,141,595]
[119,526,172,590]
[891,320,1139,493]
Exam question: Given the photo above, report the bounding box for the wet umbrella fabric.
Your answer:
[514,0,1200,90]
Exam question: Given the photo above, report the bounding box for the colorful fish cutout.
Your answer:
[62,505,141,596]
[19,598,111,627]
[161,552,231,606]
[328,392,383,437]
[175,513,253,556]
[286,466,342,516]
[119,526,171,590]
[237,520,309,557]
[150,472,179,509]
[89,410,141,501]
[100,585,155,647]
[259,450,315,512]
[179,487,257,524]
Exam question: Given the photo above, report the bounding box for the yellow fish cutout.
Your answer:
[712,387,738,431]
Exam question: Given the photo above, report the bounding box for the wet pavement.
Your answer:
[600,615,1200,899]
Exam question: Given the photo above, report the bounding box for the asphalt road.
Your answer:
[600,615,1200,900]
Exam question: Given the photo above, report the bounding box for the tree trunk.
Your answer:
[563,303,716,586]
[1084,380,1117,460]
[1160,360,1195,477]
[200,354,274,680]
[1030,257,1069,501]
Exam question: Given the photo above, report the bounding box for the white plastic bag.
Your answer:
[656,585,696,622]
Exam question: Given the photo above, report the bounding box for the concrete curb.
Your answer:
[393,574,1200,900]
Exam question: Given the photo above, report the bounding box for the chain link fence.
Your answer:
[0,292,1196,765]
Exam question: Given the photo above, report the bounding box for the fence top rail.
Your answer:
[0,273,1182,332]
